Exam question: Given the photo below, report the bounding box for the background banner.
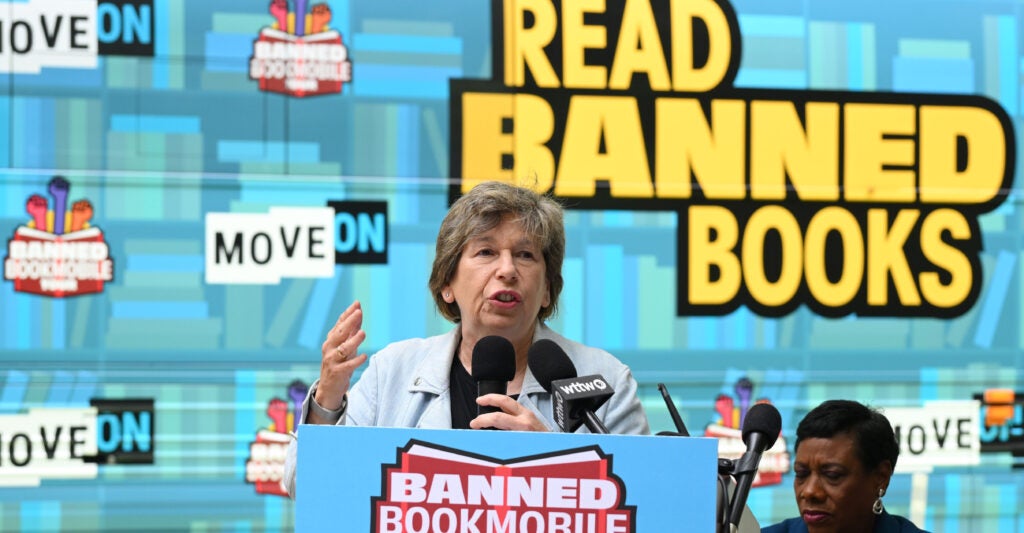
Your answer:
[0,0,1022,530]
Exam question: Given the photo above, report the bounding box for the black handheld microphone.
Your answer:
[471,336,516,417]
[527,339,613,434]
[726,402,782,532]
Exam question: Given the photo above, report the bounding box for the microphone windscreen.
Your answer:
[471,336,516,381]
[741,402,782,451]
[527,339,577,393]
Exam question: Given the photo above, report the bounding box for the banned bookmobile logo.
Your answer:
[245,380,309,497]
[248,0,352,97]
[3,177,114,297]
[449,0,1015,319]
[373,441,636,533]
[706,378,790,486]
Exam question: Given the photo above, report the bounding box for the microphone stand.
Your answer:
[721,452,765,533]
[581,409,609,434]
[659,384,729,529]
[716,458,734,533]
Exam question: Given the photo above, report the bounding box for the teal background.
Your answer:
[0,0,1022,531]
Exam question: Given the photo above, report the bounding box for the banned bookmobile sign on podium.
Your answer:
[373,442,634,532]
[297,426,718,532]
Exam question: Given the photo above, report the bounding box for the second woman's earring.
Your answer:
[872,487,885,515]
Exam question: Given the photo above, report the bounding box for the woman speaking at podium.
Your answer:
[283,181,650,497]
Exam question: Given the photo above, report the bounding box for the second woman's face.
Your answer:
[443,216,550,345]
[792,433,891,533]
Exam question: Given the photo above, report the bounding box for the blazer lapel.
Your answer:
[405,327,460,428]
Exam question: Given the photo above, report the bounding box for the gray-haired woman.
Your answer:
[284,181,650,497]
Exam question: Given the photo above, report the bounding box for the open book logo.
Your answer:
[372,440,636,533]
[248,0,353,98]
[704,377,790,487]
[3,176,114,298]
[245,380,308,497]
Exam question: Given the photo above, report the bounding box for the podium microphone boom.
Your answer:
[727,403,782,532]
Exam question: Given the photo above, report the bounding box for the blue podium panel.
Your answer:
[296,425,717,532]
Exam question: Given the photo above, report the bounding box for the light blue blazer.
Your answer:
[283,323,651,497]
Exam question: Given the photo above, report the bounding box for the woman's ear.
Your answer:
[874,459,894,490]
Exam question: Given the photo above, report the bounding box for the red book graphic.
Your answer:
[373,442,635,533]
[249,27,352,98]
[245,429,292,497]
[5,226,113,297]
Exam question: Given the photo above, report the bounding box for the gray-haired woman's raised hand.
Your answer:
[311,300,367,422]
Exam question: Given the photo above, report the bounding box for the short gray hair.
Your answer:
[429,181,565,323]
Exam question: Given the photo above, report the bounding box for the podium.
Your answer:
[296,425,718,531]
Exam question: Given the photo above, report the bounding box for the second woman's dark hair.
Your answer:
[794,399,899,472]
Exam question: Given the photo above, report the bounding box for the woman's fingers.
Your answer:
[331,300,360,330]
[470,395,549,432]
[323,307,364,358]
[330,302,362,343]
[315,302,367,411]
[315,348,367,411]
[333,329,366,363]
